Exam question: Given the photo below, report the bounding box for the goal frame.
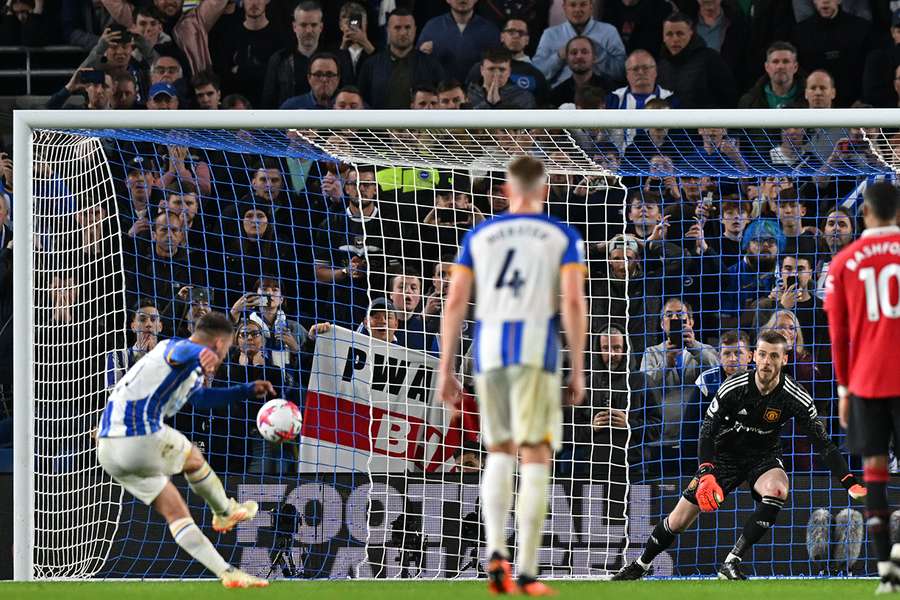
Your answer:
[12,107,900,581]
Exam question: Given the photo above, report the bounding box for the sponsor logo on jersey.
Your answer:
[763,408,782,423]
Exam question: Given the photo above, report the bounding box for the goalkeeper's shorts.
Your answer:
[97,425,193,505]
[682,454,785,506]
[474,365,562,451]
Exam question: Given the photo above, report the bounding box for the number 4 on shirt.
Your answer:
[495,249,525,296]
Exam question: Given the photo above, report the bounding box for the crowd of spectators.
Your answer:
[2,0,899,112]
[3,0,896,480]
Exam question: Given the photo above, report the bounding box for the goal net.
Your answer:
[14,110,896,580]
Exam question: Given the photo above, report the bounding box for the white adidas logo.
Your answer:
[738,409,748,416]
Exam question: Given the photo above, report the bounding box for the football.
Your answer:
[255,399,302,444]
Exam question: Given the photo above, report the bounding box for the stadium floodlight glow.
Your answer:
[13,108,900,582]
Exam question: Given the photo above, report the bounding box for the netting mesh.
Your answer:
[27,123,895,579]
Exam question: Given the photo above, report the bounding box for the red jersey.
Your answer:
[824,226,900,398]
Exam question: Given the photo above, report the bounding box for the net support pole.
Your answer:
[12,112,35,581]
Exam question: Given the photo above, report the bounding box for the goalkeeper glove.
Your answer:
[695,463,724,512]
[840,474,867,501]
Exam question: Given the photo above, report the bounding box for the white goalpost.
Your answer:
[12,108,900,582]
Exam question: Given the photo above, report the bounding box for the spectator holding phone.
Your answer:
[47,67,113,109]
[640,297,719,476]
[229,277,330,369]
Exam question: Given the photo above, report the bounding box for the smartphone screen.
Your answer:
[668,318,683,348]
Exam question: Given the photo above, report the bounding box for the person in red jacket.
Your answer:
[824,181,900,593]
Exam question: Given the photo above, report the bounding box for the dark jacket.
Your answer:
[862,43,900,107]
[466,59,551,106]
[657,34,737,108]
[467,82,537,109]
[602,0,672,57]
[738,72,807,109]
[357,49,445,109]
[791,8,881,106]
[261,48,315,109]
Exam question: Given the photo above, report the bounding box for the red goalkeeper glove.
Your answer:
[841,474,867,501]
[695,463,724,512]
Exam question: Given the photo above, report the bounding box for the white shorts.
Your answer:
[96,425,193,505]
[474,365,562,450]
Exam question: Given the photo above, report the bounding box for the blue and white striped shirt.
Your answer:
[98,339,205,438]
[456,213,586,374]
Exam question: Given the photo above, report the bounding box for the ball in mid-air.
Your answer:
[256,399,302,444]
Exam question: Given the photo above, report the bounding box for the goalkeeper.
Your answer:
[614,329,865,581]
[96,312,274,588]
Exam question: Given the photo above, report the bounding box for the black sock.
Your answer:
[866,480,892,562]
[731,496,783,559]
[639,518,677,564]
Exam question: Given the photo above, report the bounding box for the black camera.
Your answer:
[348,12,363,29]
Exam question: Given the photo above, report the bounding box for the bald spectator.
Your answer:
[261,1,324,108]
[602,0,671,56]
[467,47,537,109]
[191,70,221,109]
[862,10,900,107]
[358,8,445,109]
[695,0,752,88]
[549,36,612,107]
[534,0,626,85]
[437,80,468,108]
[607,50,676,109]
[280,53,341,109]
[465,18,550,105]
[333,86,366,110]
[657,12,737,108]
[418,0,501,82]
[739,41,804,108]
[791,0,877,106]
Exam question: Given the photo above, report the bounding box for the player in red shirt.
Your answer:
[824,181,900,593]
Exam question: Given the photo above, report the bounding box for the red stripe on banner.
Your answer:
[301,391,428,459]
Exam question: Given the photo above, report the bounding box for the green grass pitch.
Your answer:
[0,580,879,599]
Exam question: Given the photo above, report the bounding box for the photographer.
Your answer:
[389,513,427,579]
[640,298,719,476]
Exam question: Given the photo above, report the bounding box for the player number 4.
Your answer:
[859,265,900,321]
[495,249,526,296]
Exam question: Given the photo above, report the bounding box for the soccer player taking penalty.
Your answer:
[96,312,275,588]
[825,181,900,594]
[438,156,588,596]
[614,330,865,581]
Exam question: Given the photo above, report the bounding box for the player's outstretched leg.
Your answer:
[719,469,787,580]
[862,458,900,593]
[612,498,700,580]
[515,444,556,596]
[154,482,268,588]
[482,447,517,595]
[182,447,258,534]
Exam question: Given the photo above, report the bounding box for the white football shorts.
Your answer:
[96,424,193,505]
[474,365,562,450]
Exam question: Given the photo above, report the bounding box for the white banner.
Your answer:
[299,326,463,473]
